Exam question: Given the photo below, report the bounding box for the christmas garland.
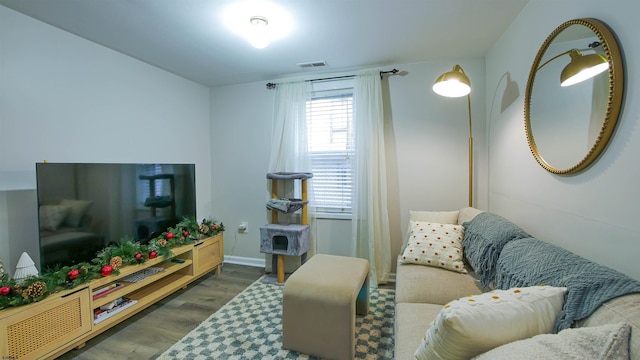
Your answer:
[0,217,224,310]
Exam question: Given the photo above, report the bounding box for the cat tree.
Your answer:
[259,172,312,284]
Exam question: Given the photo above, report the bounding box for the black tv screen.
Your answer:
[35,162,196,269]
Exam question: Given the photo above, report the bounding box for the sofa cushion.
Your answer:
[414,285,567,360]
[395,302,443,360]
[395,259,482,305]
[400,221,466,274]
[472,322,631,360]
[457,207,483,225]
[409,210,460,224]
[578,293,640,360]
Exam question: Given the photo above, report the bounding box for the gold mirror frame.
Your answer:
[524,18,624,175]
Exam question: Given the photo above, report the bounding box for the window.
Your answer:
[306,80,354,214]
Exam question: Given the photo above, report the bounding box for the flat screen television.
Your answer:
[35,162,196,269]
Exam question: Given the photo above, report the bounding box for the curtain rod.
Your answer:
[265,68,400,89]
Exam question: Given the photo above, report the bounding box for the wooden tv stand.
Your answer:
[0,233,223,360]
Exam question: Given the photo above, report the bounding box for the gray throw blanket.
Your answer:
[495,237,640,331]
[462,212,530,288]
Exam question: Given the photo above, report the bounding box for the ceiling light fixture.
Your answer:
[248,16,270,49]
[222,1,293,49]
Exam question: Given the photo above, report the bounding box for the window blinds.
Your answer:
[306,88,354,213]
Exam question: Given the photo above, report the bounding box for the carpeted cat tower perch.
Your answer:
[260,172,312,284]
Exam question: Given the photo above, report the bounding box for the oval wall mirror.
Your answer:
[524,18,624,175]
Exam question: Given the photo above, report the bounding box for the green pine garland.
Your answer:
[0,217,224,310]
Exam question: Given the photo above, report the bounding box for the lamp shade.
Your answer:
[560,49,609,87]
[433,65,471,98]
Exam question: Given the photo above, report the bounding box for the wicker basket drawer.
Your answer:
[1,287,91,359]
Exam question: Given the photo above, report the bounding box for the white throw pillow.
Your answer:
[400,221,466,274]
[414,285,568,360]
[39,205,71,231]
[472,322,631,360]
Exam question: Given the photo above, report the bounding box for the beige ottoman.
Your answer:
[282,254,370,360]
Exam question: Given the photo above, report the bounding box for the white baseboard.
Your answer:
[223,256,396,284]
[224,256,265,268]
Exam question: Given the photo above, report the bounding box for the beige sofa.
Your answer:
[395,207,640,359]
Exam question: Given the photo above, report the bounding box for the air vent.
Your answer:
[297,61,327,68]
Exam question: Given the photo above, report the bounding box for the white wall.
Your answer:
[209,81,273,265]
[210,59,487,271]
[0,6,212,274]
[386,60,487,267]
[485,0,640,280]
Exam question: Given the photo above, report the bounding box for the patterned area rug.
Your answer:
[158,278,395,359]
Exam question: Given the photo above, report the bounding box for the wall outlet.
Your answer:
[238,222,248,233]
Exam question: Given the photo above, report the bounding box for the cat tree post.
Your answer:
[270,179,285,283]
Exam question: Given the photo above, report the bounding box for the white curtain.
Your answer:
[268,80,310,173]
[352,71,391,288]
[268,80,317,255]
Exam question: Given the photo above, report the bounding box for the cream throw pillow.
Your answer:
[400,221,466,274]
[414,285,568,360]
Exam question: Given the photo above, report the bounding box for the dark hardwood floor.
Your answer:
[56,263,265,360]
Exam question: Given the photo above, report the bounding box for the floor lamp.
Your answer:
[433,65,473,207]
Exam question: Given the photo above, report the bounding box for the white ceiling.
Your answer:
[0,0,529,87]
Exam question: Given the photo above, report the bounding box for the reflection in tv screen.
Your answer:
[35,162,196,269]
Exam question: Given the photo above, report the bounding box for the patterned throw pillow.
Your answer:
[401,211,460,254]
[414,285,568,360]
[39,205,71,231]
[400,221,466,274]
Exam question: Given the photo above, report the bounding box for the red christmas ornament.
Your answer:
[149,250,158,259]
[101,265,113,277]
[0,286,10,296]
[166,232,174,240]
[183,231,189,237]
[135,253,143,261]
[67,269,79,280]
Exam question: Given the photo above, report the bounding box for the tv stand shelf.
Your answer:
[91,259,192,309]
[0,233,224,360]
